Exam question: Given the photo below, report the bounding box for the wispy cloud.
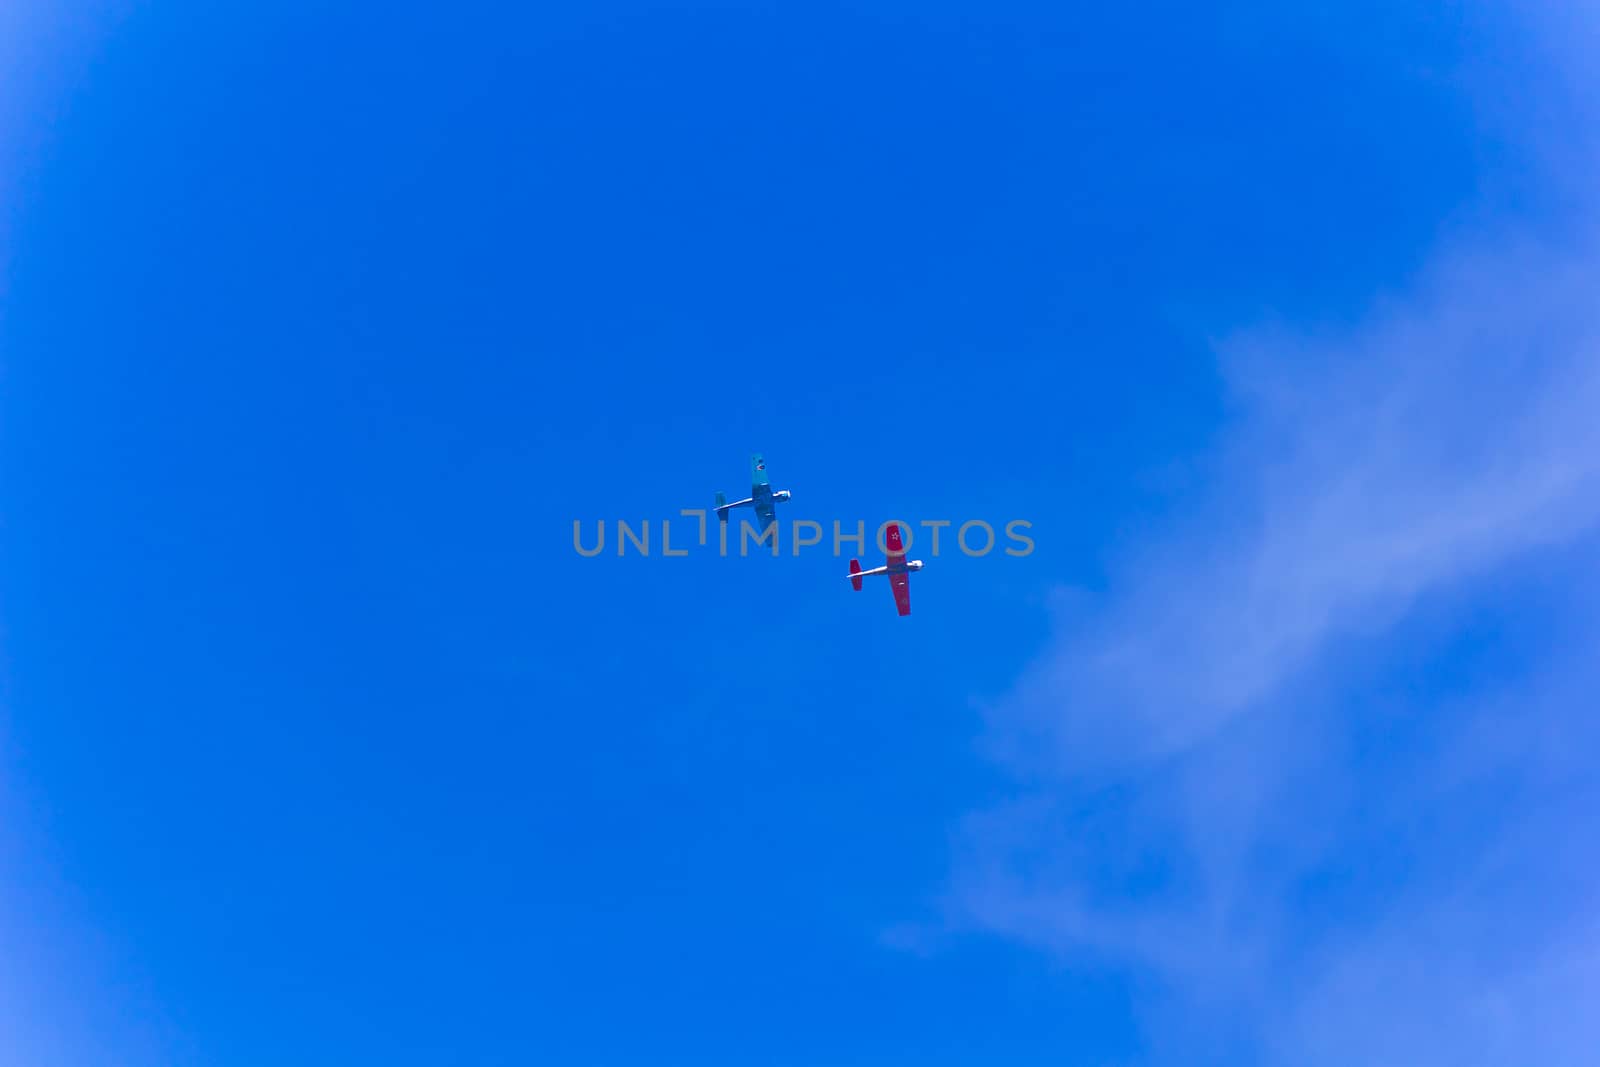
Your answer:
[989,236,1600,777]
[943,15,1600,1061]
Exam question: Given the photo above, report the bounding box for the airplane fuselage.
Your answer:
[853,559,924,578]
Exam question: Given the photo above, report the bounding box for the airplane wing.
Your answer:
[884,521,906,562]
[749,455,776,530]
[889,570,911,616]
[885,523,911,616]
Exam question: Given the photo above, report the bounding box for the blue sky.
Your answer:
[3,3,1598,1064]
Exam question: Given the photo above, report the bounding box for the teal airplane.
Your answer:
[715,453,791,532]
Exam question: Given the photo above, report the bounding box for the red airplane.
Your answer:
[848,523,924,616]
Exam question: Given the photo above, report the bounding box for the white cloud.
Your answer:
[946,107,1600,1067]
[1059,237,1597,755]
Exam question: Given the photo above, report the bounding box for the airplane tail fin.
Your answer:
[714,490,729,522]
[849,558,863,591]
